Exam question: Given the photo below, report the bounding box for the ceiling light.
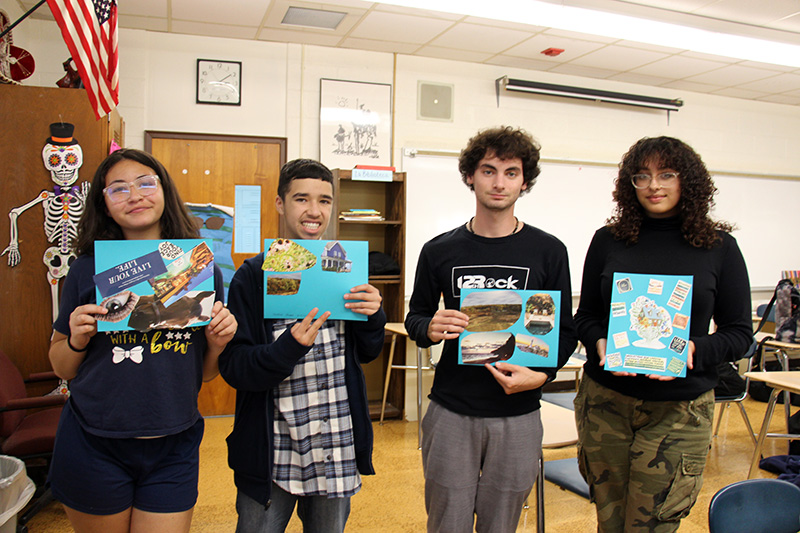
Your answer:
[497,76,683,111]
[281,7,346,30]
[376,0,800,68]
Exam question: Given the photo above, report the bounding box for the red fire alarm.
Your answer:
[541,47,565,57]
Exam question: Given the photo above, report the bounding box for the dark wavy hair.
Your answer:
[458,126,541,196]
[277,159,334,200]
[75,149,199,256]
[608,136,732,248]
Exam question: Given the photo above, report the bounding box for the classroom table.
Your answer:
[745,371,800,478]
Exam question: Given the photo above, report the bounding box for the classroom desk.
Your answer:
[379,322,433,448]
[534,401,579,533]
[757,339,800,427]
[745,371,800,478]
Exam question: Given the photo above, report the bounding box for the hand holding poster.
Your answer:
[93,239,215,332]
[605,272,693,377]
[262,238,368,321]
[458,288,560,367]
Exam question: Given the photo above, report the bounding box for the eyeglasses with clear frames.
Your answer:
[631,172,679,190]
[103,175,161,204]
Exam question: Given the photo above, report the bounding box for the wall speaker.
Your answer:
[417,81,453,122]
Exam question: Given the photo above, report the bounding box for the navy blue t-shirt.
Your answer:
[54,254,223,438]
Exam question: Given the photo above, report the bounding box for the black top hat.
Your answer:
[47,122,77,145]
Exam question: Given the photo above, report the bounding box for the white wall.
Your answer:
[6,4,799,419]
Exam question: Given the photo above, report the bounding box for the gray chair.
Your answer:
[708,478,800,533]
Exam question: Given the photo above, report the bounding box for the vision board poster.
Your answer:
[262,238,368,321]
[93,239,215,332]
[605,272,693,378]
[457,289,560,367]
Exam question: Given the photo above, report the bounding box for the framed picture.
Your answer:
[319,78,392,169]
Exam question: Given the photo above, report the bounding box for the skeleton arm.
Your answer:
[2,191,49,267]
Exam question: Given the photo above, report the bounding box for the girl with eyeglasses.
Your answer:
[47,148,237,533]
[573,136,752,532]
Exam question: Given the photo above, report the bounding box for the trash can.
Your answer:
[0,456,35,533]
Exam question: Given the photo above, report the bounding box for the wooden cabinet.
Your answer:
[326,169,406,419]
[0,85,123,389]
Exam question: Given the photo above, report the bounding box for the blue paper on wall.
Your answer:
[457,288,561,367]
[262,238,368,321]
[93,239,215,332]
[605,272,693,378]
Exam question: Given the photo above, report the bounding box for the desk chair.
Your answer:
[0,348,67,532]
[713,338,758,445]
[708,478,800,533]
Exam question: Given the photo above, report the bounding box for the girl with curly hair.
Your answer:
[573,136,753,532]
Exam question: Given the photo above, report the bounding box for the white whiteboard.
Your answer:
[401,150,800,295]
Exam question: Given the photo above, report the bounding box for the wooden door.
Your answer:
[0,85,122,392]
[147,132,286,416]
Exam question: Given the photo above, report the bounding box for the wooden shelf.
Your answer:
[328,169,407,420]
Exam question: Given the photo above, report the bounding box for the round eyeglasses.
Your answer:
[103,175,160,204]
[631,172,679,189]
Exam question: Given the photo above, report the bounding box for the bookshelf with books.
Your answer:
[325,169,406,420]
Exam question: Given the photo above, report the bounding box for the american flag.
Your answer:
[46,0,119,119]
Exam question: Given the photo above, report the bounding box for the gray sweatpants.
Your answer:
[421,400,543,533]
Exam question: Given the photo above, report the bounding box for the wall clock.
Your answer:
[196,59,241,106]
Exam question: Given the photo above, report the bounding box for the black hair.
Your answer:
[458,126,541,195]
[277,159,334,199]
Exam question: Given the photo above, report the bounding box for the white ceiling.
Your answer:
[16,0,800,106]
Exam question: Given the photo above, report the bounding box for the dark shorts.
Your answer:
[48,403,204,515]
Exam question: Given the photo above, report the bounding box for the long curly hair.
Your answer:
[458,126,540,196]
[608,136,732,248]
[75,149,199,256]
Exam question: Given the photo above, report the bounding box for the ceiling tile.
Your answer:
[660,79,721,93]
[711,87,770,100]
[757,93,800,105]
[692,0,800,25]
[547,63,618,79]
[504,34,605,62]
[542,28,619,44]
[462,16,546,34]
[348,11,454,43]
[117,0,168,17]
[428,23,532,54]
[630,55,727,79]
[567,45,670,71]
[414,46,493,63]
[339,37,420,54]
[172,0,266,26]
[118,15,168,33]
[684,64,776,85]
[607,72,673,86]
[680,50,740,63]
[736,60,798,73]
[372,4,462,20]
[733,72,800,93]
[172,20,259,40]
[485,55,558,71]
[615,40,684,54]
[258,27,344,47]
[770,13,800,33]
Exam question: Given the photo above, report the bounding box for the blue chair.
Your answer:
[708,478,800,533]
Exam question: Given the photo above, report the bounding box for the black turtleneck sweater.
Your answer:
[574,216,753,401]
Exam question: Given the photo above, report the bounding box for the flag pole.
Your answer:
[0,0,48,41]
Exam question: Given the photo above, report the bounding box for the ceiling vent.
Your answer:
[281,7,346,30]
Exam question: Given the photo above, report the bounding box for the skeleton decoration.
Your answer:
[2,123,89,321]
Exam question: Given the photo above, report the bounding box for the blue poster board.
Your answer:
[93,239,215,332]
[605,272,693,377]
[262,239,368,321]
[457,288,560,367]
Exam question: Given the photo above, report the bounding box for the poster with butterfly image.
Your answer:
[93,239,215,332]
[605,272,693,377]
[262,238,368,321]
[457,288,561,367]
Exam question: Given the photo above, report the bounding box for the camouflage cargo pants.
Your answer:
[574,374,714,533]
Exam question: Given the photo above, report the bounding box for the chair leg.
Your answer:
[713,402,730,438]
[379,333,398,424]
[736,402,758,446]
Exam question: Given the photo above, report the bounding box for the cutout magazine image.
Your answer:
[262,238,368,321]
[458,288,560,367]
[605,272,693,378]
[93,239,215,332]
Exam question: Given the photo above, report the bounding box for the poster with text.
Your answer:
[93,239,215,332]
[262,238,368,321]
[605,272,693,377]
[458,288,560,367]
